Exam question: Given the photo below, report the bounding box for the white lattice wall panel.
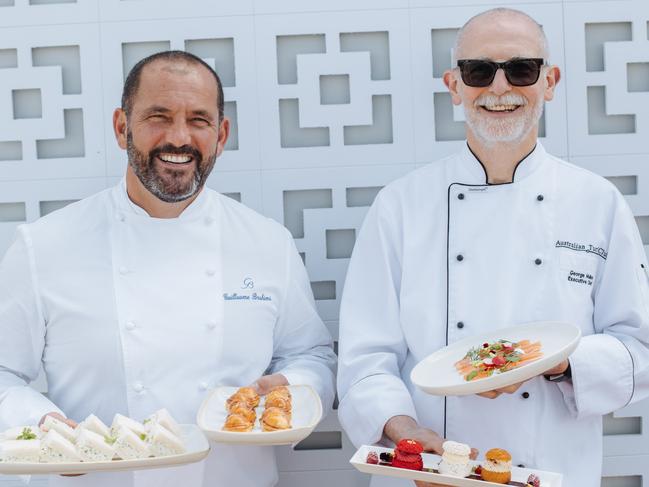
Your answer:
[0,0,98,28]
[100,16,259,176]
[255,10,415,169]
[0,23,104,180]
[410,3,568,163]
[98,0,253,21]
[262,165,415,325]
[564,1,649,157]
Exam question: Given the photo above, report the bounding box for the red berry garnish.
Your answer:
[366,452,379,464]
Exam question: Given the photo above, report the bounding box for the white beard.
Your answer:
[464,93,544,146]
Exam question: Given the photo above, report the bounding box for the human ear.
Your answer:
[543,65,561,102]
[443,69,463,106]
[113,109,128,150]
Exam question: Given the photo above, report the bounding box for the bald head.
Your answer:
[453,8,549,63]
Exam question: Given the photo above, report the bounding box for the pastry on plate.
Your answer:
[222,414,254,433]
[268,386,291,398]
[260,407,291,432]
[146,423,185,456]
[438,440,472,478]
[481,448,512,484]
[391,439,423,471]
[41,429,81,463]
[228,403,256,423]
[264,393,291,413]
[226,387,260,409]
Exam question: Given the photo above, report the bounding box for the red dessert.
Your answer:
[392,439,424,471]
[366,451,379,464]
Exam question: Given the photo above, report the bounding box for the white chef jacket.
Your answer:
[337,143,649,487]
[0,180,336,487]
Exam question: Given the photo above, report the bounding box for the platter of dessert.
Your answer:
[411,321,581,396]
[0,409,209,475]
[350,440,562,487]
[197,385,322,445]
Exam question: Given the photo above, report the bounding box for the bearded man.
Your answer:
[337,8,649,487]
[0,50,336,487]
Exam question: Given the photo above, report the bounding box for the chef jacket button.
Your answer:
[534,258,542,266]
[119,266,128,275]
[199,381,208,391]
[133,382,144,393]
[206,268,216,277]
[537,194,544,201]
[458,193,465,200]
[206,321,217,330]
[522,391,530,399]
[126,321,136,331]
[117,213,125,222]
[456,254,464,262]
[457,321,464,329]
[204,216,214,226]
[518,464,525,468]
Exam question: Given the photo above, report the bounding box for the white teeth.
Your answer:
[158,154,192,163]
[483,104,519,112]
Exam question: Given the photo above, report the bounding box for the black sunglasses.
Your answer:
[456,58,544,87]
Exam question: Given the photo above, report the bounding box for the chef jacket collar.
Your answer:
[115,178,211,221]
[459,141,546,185]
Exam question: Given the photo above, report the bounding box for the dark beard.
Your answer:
[126,131,217,203]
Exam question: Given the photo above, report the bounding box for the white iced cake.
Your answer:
[438,440,472,478]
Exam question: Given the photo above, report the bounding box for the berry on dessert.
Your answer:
[480,448,512,484]
[379,451,394,463]
[526,473,541,487]
[366,451,379,464]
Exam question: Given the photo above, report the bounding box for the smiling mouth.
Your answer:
[480,104,521,113]
[156,153,194,165]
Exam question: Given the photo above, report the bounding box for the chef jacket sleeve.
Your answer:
[0,226,64,429]
[267,229,337,414]
[336,192,418,448]
[558,194,649,419]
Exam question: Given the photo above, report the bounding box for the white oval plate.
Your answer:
[0,424,209,475]
[197,385,322,445]
[411,321,581,396]
[351,445,562,486]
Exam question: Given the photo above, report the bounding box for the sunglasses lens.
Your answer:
[506,59,541,86]
[461,61,496,87]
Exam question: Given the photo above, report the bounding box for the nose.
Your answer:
[489,68,511,95]
[165,117,192,147]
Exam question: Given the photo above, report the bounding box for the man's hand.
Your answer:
[248,373,289,395]
[476,359,570,399]
[384,416,478,487]
[38,412,77,429]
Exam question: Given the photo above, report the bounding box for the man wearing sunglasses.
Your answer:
[337,7,649,487]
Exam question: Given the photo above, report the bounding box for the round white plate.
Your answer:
[0,424,209,475]
[411,321,581,396]
[196,385,322,445]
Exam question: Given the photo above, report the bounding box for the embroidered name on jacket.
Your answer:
[223,292,272,301]
[555,240,608,260]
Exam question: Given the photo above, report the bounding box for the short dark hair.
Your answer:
[121,50,224,120]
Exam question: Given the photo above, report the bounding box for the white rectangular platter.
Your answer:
[0,424,209,475]
[197,385,322,445]
[350,446,562,487]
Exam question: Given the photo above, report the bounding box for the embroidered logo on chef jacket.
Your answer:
[555,240,608,260]
[223,277,272,301]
